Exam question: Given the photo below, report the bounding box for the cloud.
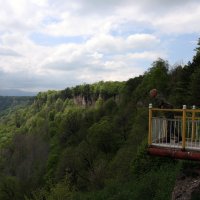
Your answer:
[40,33,162,74]
[33,0,200,42]
[85,34,124,53]
[0,1,45,34]
[127,34,160,49]
[0,47,21,57]
[152,4,200,34]
[0,0,199,93]
[43,59,86,71]
[0,68,80,92]
[86,33,160,54]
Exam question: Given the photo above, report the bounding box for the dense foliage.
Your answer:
[0,96,33,113]
[0,39,200,199]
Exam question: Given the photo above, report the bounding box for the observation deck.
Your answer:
[148,105,200,160]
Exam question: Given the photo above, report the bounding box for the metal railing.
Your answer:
[148,104,200,151]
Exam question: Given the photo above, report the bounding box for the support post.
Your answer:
[182,105,186,150]
[148,104,153,145]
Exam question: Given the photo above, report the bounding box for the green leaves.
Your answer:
[88,117,119,154]
[190,68,200,106]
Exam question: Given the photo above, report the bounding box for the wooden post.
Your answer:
[182,105,186,150]
[148,104,153,146]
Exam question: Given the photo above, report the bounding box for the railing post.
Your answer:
[192,105,196,141]
[148,103,153,146]
[182,105,187,150]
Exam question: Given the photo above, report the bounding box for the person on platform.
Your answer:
[149,88,181,143]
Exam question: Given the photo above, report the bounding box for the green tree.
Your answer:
[59,109,82,145]
[88,117,120,154]
[0,176,23,200]
[133,58,170,103]
[190,68,200,106]
[192,38,200,67]
[168,65,189,106]
[55,98,64,112]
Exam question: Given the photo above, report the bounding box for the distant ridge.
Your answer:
[0,89,37,96]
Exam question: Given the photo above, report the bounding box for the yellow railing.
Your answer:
[148,105,200,151]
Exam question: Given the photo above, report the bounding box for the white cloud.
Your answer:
[0,47,21,57]
[86,34,124,53]
[127,51,165,60]
[127,34,160,49]
[0,0,199,93]
[152,4,200,34]
[38,33,162,75]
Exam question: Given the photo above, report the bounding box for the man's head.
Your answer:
[150,88,158,98]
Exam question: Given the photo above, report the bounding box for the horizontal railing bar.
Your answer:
[151,108,182,112]
[174,116,200,120]
[152,116,200,120]
[151,108,200,113]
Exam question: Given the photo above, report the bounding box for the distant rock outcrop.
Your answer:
[73,94,120,107]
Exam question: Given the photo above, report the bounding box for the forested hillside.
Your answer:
[0,39,200,200]
[0,96,34,113]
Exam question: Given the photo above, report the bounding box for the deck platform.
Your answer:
[148,106,200,160]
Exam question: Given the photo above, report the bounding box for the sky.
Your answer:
[0,0,199,94]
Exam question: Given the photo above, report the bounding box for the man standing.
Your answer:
[149,89,181,143]
[149,89,173,110]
